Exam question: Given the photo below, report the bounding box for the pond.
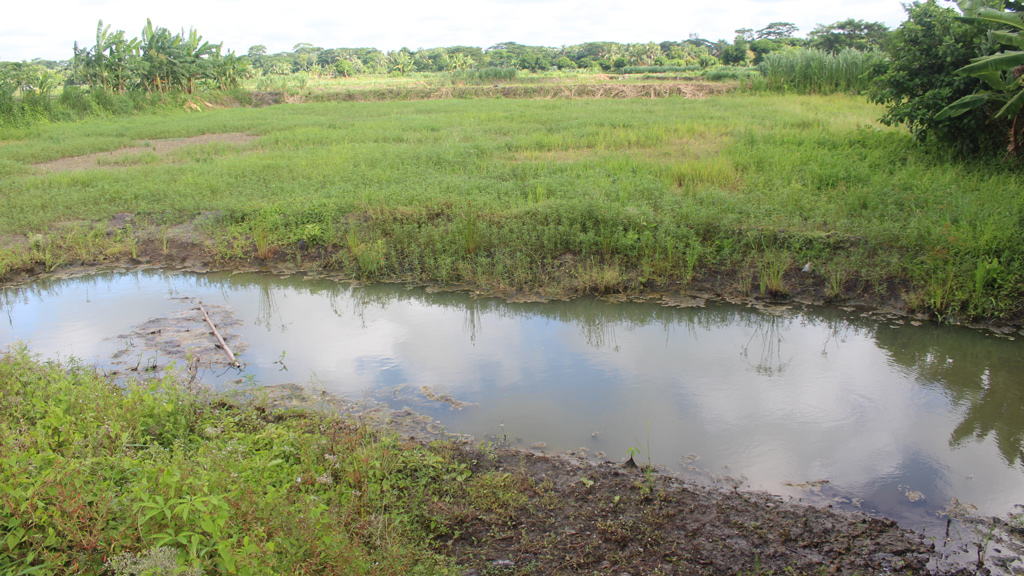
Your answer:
[2,269,1022,535]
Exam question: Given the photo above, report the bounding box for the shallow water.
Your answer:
[2,269,1023,531]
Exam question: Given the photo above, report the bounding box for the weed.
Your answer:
[462,211,479,255]
[253,226,273,260]
[347,230,386,278]
[630,421,656,494]
[761,48,885,94]
[758,252,790,297]
[973,257,1004,296]
[825,268,845,300]
[0,347,478,575]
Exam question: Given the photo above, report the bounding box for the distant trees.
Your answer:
[808,19,890,52]
[71,20,247,93]
[756,22,800,40]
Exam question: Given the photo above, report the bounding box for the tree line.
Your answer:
[1,17,890,97]
[245,19,889,77]
[5,2,1024,162]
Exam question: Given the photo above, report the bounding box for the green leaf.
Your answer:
[960,51,1024,75]
[975,71,1011,91]
[959,9,1024,31]
[990,30,1024,49]
[936,93,992,119]
[995,87,1024,117]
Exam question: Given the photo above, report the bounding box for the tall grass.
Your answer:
[761,48,886,94]
[447,67,517,84]
[702,66,762,82]
[1,94,1020,320]
[619,65,700,74]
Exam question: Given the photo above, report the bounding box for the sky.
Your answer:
[2,0,916,62]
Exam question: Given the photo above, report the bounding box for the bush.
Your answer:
[702,66,761,81]
[870,0,1007,156]
[58,85,97,115]
[554,56,575,70]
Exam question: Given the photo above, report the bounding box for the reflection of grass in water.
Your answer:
[742,313,790,376]
[255,283,286,332]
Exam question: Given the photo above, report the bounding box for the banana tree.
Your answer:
[141,20,182,92]
[936,2,1024,154]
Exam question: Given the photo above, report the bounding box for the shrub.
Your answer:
[870,0,1007,156]
[702,66,761,81]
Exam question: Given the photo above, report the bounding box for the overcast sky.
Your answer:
[3,0,917,62]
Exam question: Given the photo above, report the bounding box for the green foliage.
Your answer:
[702,66,762,81]
[808,18,891,52]
[937,2,1024,156]
[756,22,801,41]
[762,48,886,94]
[0,346,476,575]
[618,65,700,74]
[871,0,1008,156]
[1,94,1021,320]
[72,19,248,95]
[447,67,517,83]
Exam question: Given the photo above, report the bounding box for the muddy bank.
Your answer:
[252,383,937,576]
[447,446,936,576]
[3,217,1020,332]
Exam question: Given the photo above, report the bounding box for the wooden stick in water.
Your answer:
[199,302,239,367]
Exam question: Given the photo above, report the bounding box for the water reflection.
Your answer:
[741,313,790,376]
[874,325,1024,467]
[1,269,1022,524]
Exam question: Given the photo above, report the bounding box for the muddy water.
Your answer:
[2,269,1023,530]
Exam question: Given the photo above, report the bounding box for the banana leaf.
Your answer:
[935,93,994,119]
[996,86,1024,117]
[960,51,1024,75]
[990,30,1024,49]
[957,8,1024,31]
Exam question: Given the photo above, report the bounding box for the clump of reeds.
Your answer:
[619,65,700,74]
[761,48,885,94]
[448,67,517,84]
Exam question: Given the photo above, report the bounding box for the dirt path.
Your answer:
[32,133,257,173]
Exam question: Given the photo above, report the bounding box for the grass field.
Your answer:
[1,91,1021,321]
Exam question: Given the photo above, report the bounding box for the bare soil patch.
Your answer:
[33,133,258,174]
[440,445,937,576]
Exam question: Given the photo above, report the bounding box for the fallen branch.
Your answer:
[199,302,239,368]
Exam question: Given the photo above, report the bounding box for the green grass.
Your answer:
[0,92,1021,320]
[761,48,885,95]
[0,346,476,575]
